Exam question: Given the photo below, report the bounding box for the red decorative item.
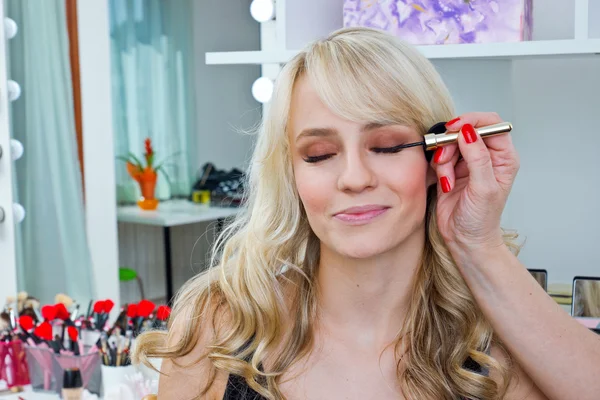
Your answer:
[0,340,31,388]
[120,137,165,211]
[33,321,53,341]
[19,315,34,331]
[67,326,78,341]
[137,300,155,318]
[103,299,115,314]
[93,300,106,314]
[41,305,57,321]
[54,303,70,321]
[126,304,138,318]
[156,305,171,321]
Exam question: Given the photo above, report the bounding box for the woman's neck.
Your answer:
[315,225,425,350]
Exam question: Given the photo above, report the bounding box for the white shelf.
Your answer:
[206,39,600,65]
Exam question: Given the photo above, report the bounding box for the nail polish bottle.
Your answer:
[62,368,83,400]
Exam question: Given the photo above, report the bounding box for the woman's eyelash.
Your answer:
[303,154,334,163]
[371,144,406,154]
[302,145,406,163]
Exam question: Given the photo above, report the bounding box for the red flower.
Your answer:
[144,138,154,156]
[156,305,171,321]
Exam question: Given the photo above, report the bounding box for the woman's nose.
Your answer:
[337,152,377,192]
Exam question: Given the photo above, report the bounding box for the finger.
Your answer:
[430,142,458,167]
[456,123,497,193]
[454,159,470,180]
[444,112,503,132]
[432,144,460,194]
[445,112,509,152]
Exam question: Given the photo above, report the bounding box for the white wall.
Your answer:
[505,56,600,284]
[78,0,120,310]
[192,0,261,173]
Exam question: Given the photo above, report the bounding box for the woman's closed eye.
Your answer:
[303,153,335,163]
[302,144,409,163]
[371,144,407,154]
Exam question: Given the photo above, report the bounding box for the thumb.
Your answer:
[457,124,498,196]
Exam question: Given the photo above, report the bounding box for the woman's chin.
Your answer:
[334,242,392,260]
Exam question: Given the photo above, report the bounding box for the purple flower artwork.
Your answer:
[343,0,533,45]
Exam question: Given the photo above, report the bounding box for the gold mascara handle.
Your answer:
[423,122,513,151]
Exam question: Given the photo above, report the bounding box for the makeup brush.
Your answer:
[393,122,513,153]
[93,300,106,329]
[67,326,80,356]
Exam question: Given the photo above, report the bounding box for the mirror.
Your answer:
[572,276,600,332]
[528,269,547,291]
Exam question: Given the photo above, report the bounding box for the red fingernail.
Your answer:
[440,176,451,193]
[445,117,460,127]
[433,147,443,163]
[462,123,477,144]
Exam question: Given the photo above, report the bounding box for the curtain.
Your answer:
[6,0,95,304]
[109,0,196,203]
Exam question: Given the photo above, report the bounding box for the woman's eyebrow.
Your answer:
[296,127,338,142]
[295,123,406,142]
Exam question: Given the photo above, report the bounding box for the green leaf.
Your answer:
[128,152,145,169]
[119,267,138,281]
[154,151,182,171]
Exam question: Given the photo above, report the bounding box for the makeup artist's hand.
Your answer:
[431,112,520,255]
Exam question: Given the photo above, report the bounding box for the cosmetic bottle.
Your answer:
[62,368,83,400]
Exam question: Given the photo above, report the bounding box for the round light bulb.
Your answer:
[252,77,274,104]
[10,139,23,161]
[13,203,25,224]
[4,18,18,39]
[7,80,21,102]
[250,0,275,23]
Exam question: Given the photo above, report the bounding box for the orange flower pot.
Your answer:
[137,174,159,210]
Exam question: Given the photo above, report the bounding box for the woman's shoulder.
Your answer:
[157,295,231,400]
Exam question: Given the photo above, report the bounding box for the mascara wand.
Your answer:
[396,122,513,155]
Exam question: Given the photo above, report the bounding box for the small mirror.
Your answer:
[528,269,547,291]
[572,276,600,333]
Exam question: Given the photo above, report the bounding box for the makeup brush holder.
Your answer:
[0,340,31,388]
[23,346,102,395]
[101,364,136,396]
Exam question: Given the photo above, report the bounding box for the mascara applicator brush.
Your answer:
[397,122,513,154]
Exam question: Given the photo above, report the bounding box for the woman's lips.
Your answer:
[333,206,390,224]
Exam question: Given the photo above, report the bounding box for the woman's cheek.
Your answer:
[294,166,332,214]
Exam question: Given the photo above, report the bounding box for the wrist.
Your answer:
[447,237,512,273]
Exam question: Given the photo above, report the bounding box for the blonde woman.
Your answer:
[134,28,600,399]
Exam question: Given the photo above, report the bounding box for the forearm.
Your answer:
[451,245,600,400]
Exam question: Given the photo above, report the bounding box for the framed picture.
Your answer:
[572,276,600,334]
[528,269,547,291]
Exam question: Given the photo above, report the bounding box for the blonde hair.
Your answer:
[134,27,520,399]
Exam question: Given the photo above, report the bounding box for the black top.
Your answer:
[222,355,487,399]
